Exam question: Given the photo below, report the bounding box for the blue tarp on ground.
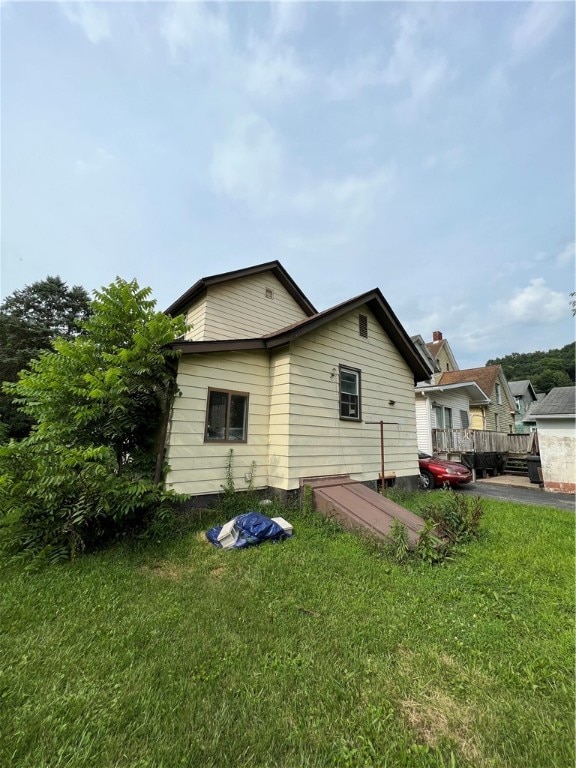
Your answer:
[206,512,291,549]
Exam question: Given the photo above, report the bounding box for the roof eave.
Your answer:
[165,261,317,318]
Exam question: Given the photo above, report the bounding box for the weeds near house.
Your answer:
[386,517,411,563]
[220,449,262,518]
[385,489,485,565]
[302,483,314,514]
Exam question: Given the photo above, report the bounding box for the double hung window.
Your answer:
[434,405,453,429]
[205,389,249,442]
[339,366,361,421]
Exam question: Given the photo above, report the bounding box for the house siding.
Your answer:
[485,377,516,433]
[184,301,207,341]
[268,350,291,490]
[535,417,576,493]
[429,392,470,430]
[283,305,419,489]
[165,351,270,495]
[415,396,432,453]
[181,273,308,342]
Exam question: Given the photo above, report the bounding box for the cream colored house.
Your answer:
[164,262,430,499]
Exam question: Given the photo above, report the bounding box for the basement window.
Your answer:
[339,366,361,421]
[359,314,368,338]
[205,389,249,442]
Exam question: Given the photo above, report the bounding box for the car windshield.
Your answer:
[418,451,432,459]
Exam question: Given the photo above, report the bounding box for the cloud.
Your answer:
[326,6,450,113]
[327,55,384,101]
[160,2,229,60]
[244,37,308,99]
[270,1,305,39]
[210,115,285,210]
[557,241,575,267]
[511,2,566,59]
[423,146,463,171]
[160,2,307,101]
[60,2,111,44]
[499,278,567,324]
[383,9,449,112]
[210,112,395,229]
[74,147,114,174]
[294,167,395,222]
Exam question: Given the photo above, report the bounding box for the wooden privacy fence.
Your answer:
[432,429,537,455]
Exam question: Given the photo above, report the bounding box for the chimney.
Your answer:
[432,331,443,342]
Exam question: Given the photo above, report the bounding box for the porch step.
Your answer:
[504,456,528,477]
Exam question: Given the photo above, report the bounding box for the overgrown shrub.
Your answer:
[384,488,485,565]
[0,440,181,563]
[0,278,187,563]
[420,489,484,546]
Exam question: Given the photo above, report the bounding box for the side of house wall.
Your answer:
[536,418,576,493]
[192,273,309,341]
[165,351,271,495]
[429,391,471,430]
[268,349,291,490]
[283,305,419,489]
[415,396,432,453]
[485,380,516,433]
[184,301,207,341]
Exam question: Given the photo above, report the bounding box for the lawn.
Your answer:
[1,495,574,768]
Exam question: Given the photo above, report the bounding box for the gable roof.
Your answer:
[426,337,459,371]
[438,365,515,408]
[172,288,431,381]
[509,380,537,400]
[165,260,317,318]
[411,335,439,375]
[530,387,576,417]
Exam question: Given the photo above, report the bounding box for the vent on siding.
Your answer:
[359,314,368,338]
[265,287,274,300]
[460,410,470,429]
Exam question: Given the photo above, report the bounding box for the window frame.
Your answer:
[433,405,453,429]
[339,365,362,422]
[204,388,249,443]
[495,382,502,405]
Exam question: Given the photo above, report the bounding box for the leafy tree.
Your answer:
[0,276,91,439]
[531,368,572,395]
[0,278,187,562]
[487,342,575,393]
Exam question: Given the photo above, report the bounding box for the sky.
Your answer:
[1,0,574,369]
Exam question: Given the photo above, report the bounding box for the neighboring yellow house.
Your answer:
[164,261,430,500]
[438,365,517,433]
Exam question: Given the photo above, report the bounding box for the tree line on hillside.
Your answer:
[0,276,186,562]
[486,343,575,394]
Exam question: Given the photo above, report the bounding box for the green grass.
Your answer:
[1,496,574,768]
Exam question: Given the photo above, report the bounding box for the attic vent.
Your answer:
[265,288,274,300]
[359,314,368,338]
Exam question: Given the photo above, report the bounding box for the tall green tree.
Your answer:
[0,278,187,562]
[0,276,92,438]
[487,342,575,393]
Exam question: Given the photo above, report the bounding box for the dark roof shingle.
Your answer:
[530,387,576,417]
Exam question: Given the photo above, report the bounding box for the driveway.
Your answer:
[458,478,574,512]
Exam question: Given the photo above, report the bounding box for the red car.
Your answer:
[418,451,473,490]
